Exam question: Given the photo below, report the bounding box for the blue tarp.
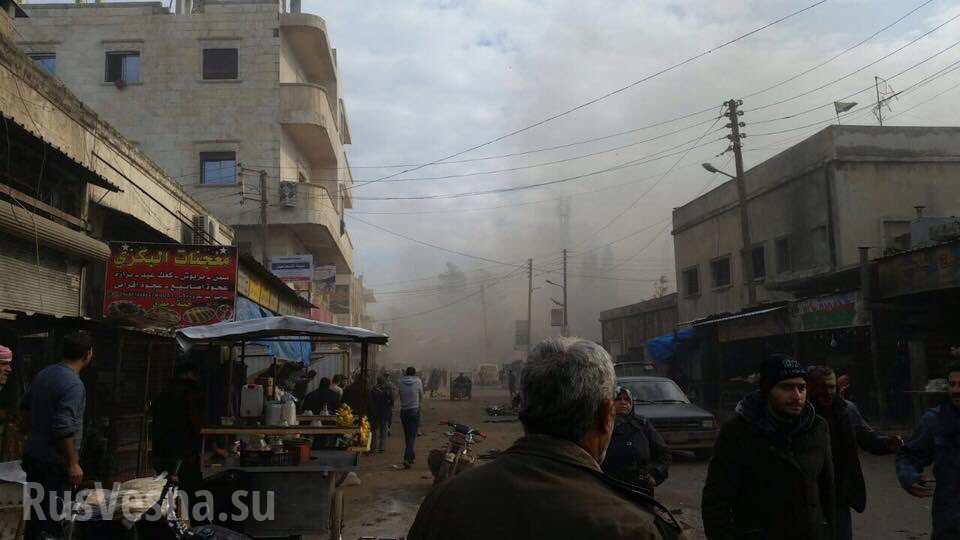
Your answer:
[645,328,696,364]
[235,297,312,365]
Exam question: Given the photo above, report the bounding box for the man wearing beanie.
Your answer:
[702,354,835,540]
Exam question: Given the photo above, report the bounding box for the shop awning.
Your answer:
[688,306,785,327]
[177,314,388,345]
[683,305,789,343]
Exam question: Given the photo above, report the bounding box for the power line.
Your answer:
[748,9,960,122]
[349,1,827,192]
[574,110,726,248]
[350,136,727,201]
[742,0,936,100]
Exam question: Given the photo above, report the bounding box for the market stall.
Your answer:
[176,316,388,539]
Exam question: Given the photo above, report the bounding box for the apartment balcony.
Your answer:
[280,13,338,84]
[280,82,341,166]
[233,182,353,272]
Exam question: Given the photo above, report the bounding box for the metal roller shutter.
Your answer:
[0,201,110,262]
[0,251,81,317]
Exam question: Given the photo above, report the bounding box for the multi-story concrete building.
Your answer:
[672,125,960,323]
[15,0,356,315]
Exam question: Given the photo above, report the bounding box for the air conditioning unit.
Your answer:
[191,214,213,245]
[279,181,298,207]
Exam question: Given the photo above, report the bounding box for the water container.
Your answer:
[264,401,283,426]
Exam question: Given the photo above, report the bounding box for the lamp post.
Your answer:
[702,159,757,307]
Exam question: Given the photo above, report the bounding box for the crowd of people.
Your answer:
[3,331,958,539]
[407,338,960,540]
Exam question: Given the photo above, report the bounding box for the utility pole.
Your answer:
[526,258,533,357]
[726,99,756,307]
[259,170,270,265]
[562,248,568,337]
[480,283,491,361]
[874,76,884,126]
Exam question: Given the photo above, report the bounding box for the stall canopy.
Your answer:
[645,328,696,364]
[176,315,389,347]
[234,297,311,364]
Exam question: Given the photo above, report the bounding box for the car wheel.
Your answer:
[694,448,713,460]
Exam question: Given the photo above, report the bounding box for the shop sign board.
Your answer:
[550,308,564,327]
[515,320,529,349]
[104,242,238,328]
[269,255,313,282]
[313,265,337,293]
[878,242,960,298]
[790,291,868,333]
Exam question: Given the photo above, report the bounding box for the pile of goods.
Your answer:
[335,404,371,450]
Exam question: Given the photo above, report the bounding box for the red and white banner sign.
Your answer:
[104,242,238,328]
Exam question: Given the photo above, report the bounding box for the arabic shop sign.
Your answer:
[104,242,238,328]
[790,291,867,333]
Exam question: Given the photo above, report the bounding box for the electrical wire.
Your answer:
[350,0,828,192]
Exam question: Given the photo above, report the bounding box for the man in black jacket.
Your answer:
[808,366,902,540]
[702,354,835,540]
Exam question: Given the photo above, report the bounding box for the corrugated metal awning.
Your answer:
[0,199,111,261]
[682,305,785,328]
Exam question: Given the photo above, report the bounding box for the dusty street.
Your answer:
[342,386,934,540]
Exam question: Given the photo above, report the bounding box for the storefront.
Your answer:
[877,240,960,423]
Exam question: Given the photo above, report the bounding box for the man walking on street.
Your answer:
[897,361,960,539]
[702,354,835,540]
[369,376,394,453]
[807,365,902,540]
[21,332,93,539]
[398,367,423,468]
[408,337,680,539]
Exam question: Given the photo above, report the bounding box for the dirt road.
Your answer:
[340,386,934,540]
[340,386,521,538]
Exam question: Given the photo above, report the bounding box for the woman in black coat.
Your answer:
[602,386,671,495]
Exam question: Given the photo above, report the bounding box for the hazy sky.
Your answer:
[303,0,960,343]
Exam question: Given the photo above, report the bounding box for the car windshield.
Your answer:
[619,380,690,404]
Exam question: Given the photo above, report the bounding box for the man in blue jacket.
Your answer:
[896,361,960,539]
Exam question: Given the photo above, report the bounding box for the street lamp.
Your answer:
[545,279,564,289]
[701,160,757,306]
[702,162,736,179]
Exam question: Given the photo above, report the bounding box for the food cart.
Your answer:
[176,316,388,540]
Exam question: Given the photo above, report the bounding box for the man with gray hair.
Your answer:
[408,337,681,539]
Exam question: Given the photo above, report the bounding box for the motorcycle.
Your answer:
[428,420,486,486]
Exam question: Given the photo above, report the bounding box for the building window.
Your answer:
[776,236,792,274]
[200,151,237,185]
[28,53,55,75]
[682,266,700,297]
[752,245,766,280]
[202,48,238,80]
[105,51,140,83]
[711,256,731,289]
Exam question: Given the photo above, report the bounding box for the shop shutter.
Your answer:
[0,202,110,262]
[0,251,81,317]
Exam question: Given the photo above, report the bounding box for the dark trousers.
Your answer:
[373,417,389,451]
[22,457,69,540]
[400,408,420,464]
[837,505,852,540]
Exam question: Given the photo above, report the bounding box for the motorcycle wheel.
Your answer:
[434,461,453,485]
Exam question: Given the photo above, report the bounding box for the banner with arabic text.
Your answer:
[104,242,238,328]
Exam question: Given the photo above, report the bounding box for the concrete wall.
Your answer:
[0,24,231,245]
[672,125,960,322]
[16,0,353,271]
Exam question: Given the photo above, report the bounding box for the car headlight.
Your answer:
[701,419,715,428]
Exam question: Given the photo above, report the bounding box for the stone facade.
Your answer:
[672,125,960,323]
[15,0,354,278]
